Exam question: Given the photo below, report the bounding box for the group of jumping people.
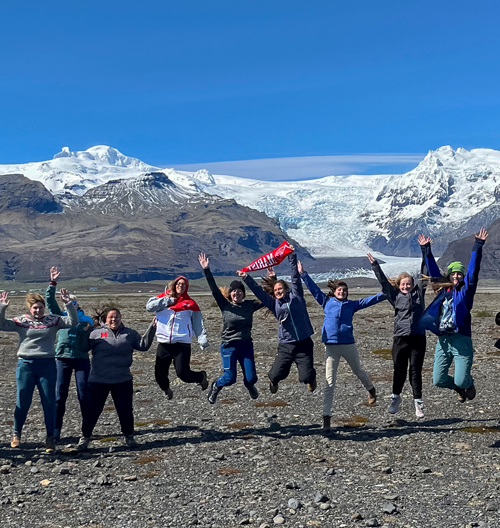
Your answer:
[0,228,488,450]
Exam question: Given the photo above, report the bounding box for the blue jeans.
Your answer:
[216,340,258,390]
[55,358,90,439]
[15,358,57,436]
[433,333,474,390]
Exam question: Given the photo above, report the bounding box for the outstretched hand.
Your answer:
[60,288,71,304]
[475,228,488,241]
[366,253,376,264]
[0,291,9,305]
[236,270,247,278]
[297,260,304,274]
[418,234,432,246]
[50,266,60,282]
[198,253,209,269]
[266,266,276,278]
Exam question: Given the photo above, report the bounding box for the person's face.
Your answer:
[106,310,122,330]
[274,282,285,299]
[399,277,413,294]
[450,272,464,285]
[334,286,348,300]
[30,302,45,320]
[230,289,244,304]
[176,279,187,296]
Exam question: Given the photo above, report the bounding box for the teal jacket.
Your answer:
[45,285,93,359]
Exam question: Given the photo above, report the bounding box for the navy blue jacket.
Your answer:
[301,272,386,344]
[243,253,314,344]
[420,238,484,337]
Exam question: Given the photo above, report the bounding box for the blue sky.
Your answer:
[1,1,499,179]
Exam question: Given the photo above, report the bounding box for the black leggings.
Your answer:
[155,342,204,392]
[268,337,316,385]
[392,335,426,399]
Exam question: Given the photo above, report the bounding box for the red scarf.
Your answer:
[157,276,200,312]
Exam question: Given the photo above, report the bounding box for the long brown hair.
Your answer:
[327,279,348,297]
[423,275,454,293]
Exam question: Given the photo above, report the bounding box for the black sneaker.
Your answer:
[455,387,467,403]
[307,377,317,392]
[248,384,259,400]
[165,388,173,400]
[465,384,476,401]
[199,371,209,391]
[207,381,221,404]
[323,415,331,432]
[269,381,279,394]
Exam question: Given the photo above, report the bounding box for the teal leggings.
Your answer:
[433,334,474,390]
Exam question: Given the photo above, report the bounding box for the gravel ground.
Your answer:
[1,291,500,528]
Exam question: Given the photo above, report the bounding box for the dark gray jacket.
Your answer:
[243,253,314,344]
[88,322,156,384]
[371,255,427,337]
[204,268,263,343]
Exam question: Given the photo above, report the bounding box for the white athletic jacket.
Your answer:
[146,296,208,349]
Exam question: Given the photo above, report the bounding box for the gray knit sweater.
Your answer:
[0,302,79,359]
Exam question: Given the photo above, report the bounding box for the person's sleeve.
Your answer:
[370,261,397,305]
[203,268,228,309]
[288,253,304,298]
[0,304,19,333]
[301,272,328,308]
[146,296,175,312]
[59,302,79,328]
[191,311,209,349]
[463,238,485,297]
[421,243,441,278]
[242,275,277,316]
[353,292,387,312]
[134,322,157,351]
[45,284,64,316]
[416,243,429,297]
[253,300,264,312]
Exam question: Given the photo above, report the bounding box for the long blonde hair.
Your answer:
[387,272,414,291]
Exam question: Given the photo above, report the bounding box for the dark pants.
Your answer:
[82,380,134,438]
[155,342,204,392]
[268,337,316,385]
[216,340,258,389]
[392,335,426,399]
[55,358,90,439]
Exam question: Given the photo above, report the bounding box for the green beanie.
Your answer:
[447,261,465,276]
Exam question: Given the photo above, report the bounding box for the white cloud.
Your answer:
[172,154,424,181]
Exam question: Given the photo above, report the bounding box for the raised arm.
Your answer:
[288,252,304,298]
[133,320,157,351]
[199,253,228,309]
[146,295,175,312]
[299,263,328,308]
[463,228,487,295]
[0,293,18,333]
[419,234,441,278]
[46,267,64,316]
[241,273,277,315]
[353,292,387,313]
[191,311,209,349]
[367,254,397,306]
[57,290,79,328]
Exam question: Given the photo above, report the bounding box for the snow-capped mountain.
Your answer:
[3,145,500,258]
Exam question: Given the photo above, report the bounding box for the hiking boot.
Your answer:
[199,371,209,391]
[54,429,61,444]
[11,433,21,448]
[414,399,424,418]
[125,435,138,448]
[248,384,259,400]
[77,437,90,452]
[388,394,402,414]
[207,381,221,404]
[269,381,279,394]
[465,384,476,401]
[323,415,331,432]
[368,386,377,405]
[45,436,56,453]
[165,388,173,400]
[307,377,317,392]
[455,387,467,403]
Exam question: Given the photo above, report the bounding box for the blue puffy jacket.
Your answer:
[243,253,314,344]
[420,238,484,337]
[301,272,386,344]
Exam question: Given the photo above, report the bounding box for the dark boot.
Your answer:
[323,415,331,432]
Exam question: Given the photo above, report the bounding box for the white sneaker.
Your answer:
[414,399,424,418]
[77,436,90,451]
[388,394,402,414]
